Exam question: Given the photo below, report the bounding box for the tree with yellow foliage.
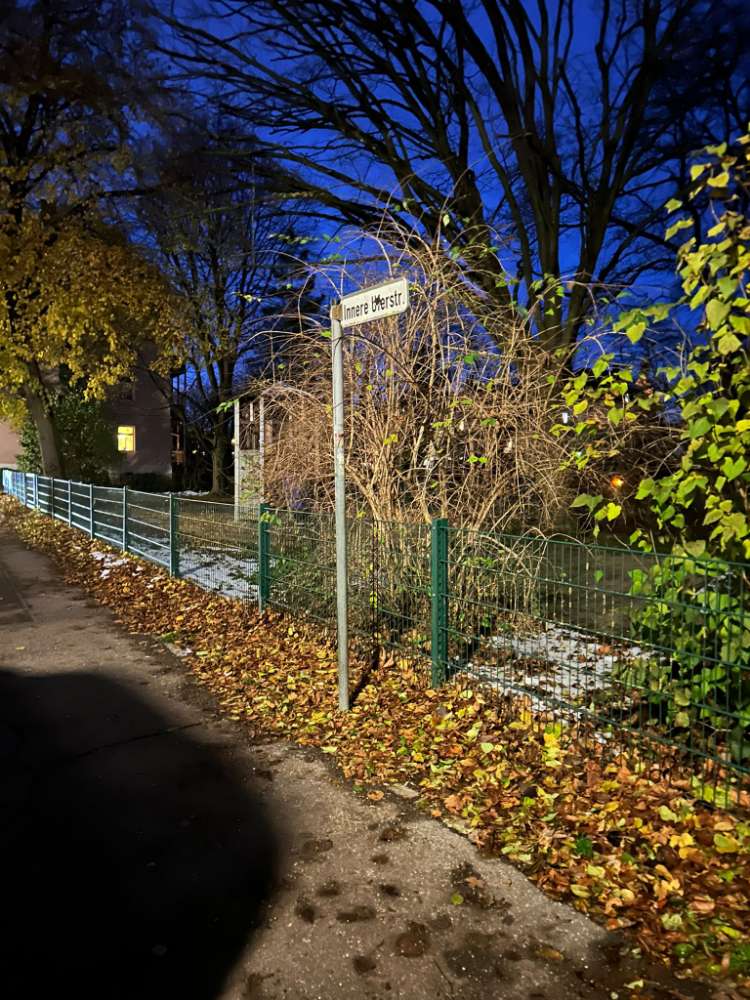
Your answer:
[0,0,181,474]
[0,212,181,475]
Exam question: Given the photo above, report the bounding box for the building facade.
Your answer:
[0,352,172,485]
[0,421,21,469]
[106,359,172,486]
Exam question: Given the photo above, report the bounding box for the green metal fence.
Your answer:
[439,526,749,771]
[2,468,748,797]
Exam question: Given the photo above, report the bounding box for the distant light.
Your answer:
[610,474,625,490]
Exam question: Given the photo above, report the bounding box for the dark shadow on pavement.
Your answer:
[0,669,278,999]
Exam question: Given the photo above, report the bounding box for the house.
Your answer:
[0,351,173,485]
[106,352,173,487]
[0,421,21,469]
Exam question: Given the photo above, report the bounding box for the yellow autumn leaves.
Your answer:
[0,211,184,406]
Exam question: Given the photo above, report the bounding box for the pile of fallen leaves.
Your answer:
[3,496,749,992]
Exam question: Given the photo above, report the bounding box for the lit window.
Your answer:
[117,425,136,452]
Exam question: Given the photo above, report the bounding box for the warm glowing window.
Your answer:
[117,425,136,452]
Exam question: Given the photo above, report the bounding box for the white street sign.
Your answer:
[339,276,409,328]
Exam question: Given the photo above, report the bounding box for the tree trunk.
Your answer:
[211,426,228,496]
[22,386,65,477]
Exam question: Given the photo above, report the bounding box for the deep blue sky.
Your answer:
[160,0,745,373]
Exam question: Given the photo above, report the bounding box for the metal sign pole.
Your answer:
[259,394,265,499]
[233,397,240,522]
[330,302,349,711]
[330,277,408,712]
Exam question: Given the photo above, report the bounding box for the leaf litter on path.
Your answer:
[2,497,748,994]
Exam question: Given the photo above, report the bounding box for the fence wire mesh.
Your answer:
[92,486,125,548]
[2,468,748,800]
[52,478,70,523]
[441,525,749,796]
[177,498,259,600]
[125,490,170,567]
[263,508,336,622]
[70,481,92,534]
[369,519,431,659]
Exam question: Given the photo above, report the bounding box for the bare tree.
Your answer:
[263,220,573,530]
[136,130,313,494]
[159,0,749,352]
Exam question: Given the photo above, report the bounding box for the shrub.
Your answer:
[558,130,750,757]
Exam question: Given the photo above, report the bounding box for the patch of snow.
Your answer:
[92,550,132,579]
[463,622,647,713]
[165,642,192,658]
[179,548,258,602]
[123,538,259,602]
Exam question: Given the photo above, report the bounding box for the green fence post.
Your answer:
[33,473,38,510]
[431,517,449,688]
[258,502,270,611]
[67,479,72,526]
[89,483,95,538]
[169,494,180,577]
[51,477,55,518]
[122,485,129,552]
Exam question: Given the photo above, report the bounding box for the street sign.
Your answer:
[330,276,411,712]
[340,276,409,329]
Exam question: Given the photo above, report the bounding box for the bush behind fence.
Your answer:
[2,468,748,801]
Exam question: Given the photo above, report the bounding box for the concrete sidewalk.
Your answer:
[0,530,711,1000]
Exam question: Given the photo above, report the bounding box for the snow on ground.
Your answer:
[179,548,258,602]
[464,622,645,712]
[132,540,258,601]
[91,550,130,580]
[89,544,258,601]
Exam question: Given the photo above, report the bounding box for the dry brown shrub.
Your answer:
[261,221,576,537]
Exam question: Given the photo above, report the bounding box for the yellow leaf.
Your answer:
[669,832,694,849]
[707,170,730,188]
[713,833,740,853]
[659,805,678,822]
